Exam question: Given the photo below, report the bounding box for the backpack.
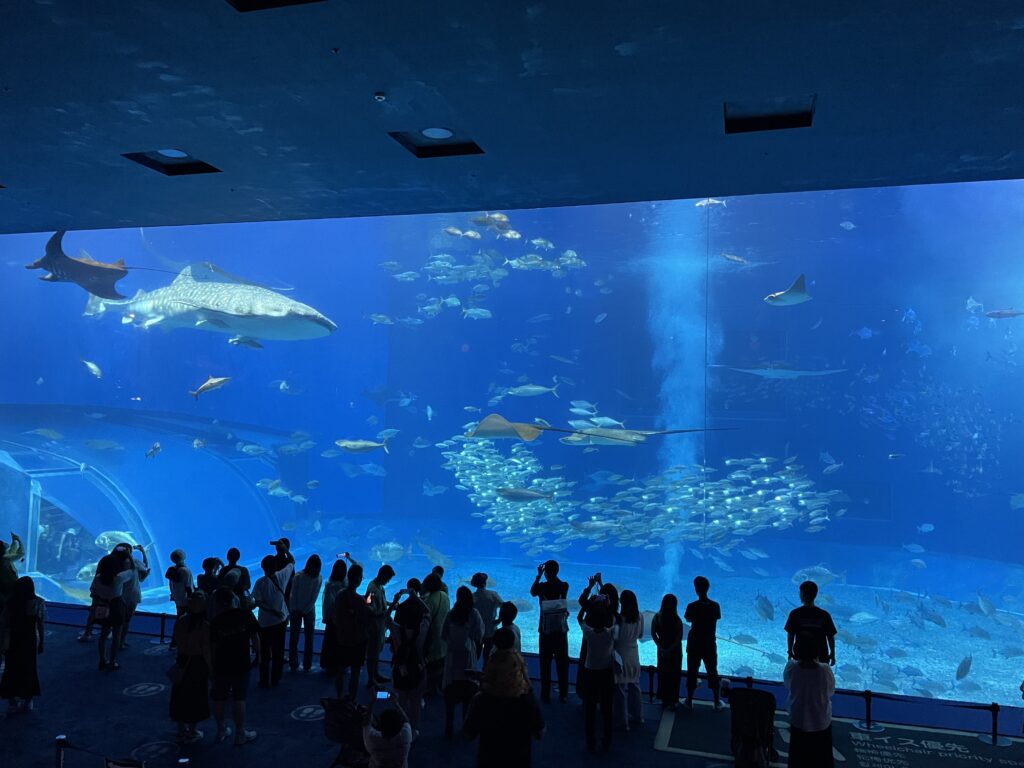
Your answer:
[540,598,569,634]
[392,633,425,690]
[335,591,368,647]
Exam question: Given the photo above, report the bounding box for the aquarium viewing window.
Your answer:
[1,178,1022,706]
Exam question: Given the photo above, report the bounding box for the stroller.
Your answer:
[726,686,778,767]
[322,698,369,768]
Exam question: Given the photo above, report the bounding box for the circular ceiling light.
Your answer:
[156,148,189,159]
[420,127,454,140]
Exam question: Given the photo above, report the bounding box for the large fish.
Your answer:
[27,231,129,300]
[725,366,846,380]
[83,264,336,341]
[764,274,811,306]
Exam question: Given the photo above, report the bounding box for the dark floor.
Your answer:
[5,607,1023,768]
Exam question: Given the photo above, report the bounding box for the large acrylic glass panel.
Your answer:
[1,180,1019,707]
[705,182,1024,706]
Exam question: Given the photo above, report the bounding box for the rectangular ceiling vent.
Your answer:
[122,149,221,177]
[225,0,327,11]
[388,130,484,159]
[723,94,816,135]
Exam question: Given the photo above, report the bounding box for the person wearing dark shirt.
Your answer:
[464,632,545,768]
[334,564,371,700]
[683,575,722,709]
[529,559,569,703]
[784,581,837,665]
[652,593,683,709]
[209,588,260,745]
[219,548,252,602]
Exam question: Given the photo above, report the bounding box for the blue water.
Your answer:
[2,182,1024,706]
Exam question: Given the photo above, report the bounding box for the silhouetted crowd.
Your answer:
[0,533,850,768]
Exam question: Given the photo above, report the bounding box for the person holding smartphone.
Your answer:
[362,690,412,768]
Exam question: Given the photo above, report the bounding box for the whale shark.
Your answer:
[83,263,336,341]
[27,231,129,299]
[764,274,811,306]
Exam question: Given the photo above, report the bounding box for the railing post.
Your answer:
[978,702,1011,747]
[54,735,68,768]
[854,690,885,733]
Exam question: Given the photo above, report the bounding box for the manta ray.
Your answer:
[83,263,336,341]
[764,274,811,306]
[26,231,129,299]
[465,414,724,446]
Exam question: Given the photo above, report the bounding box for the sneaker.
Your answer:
[77,632,93,643]
[216,726,233,743]
[184,729,204,744]
[713,700,724,711]
[22,700,33,712]
[234,729,257,746]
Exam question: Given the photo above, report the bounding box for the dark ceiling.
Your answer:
[2,1,1023,234]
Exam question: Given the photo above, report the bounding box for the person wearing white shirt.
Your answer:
[784,632,836,768]
[94,549,134,670]
[578,597,617,753]
[288,555,323,673]
[362,692,412,768]
[252,555,293,687]
[613,590,644,730]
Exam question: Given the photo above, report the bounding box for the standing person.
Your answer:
[430,565,449,594]
[496,602,521,654]
[334,564,371,700]
[209,587,260,745]
[365,564,396,687]
[441,586,483,738]
[652,594,683,709]
[321,555,358,675]
[270,538,295,599]
[388,580,429,735]
[578,597,616,753]
[169,592,211,744]
[197,558,223,618]
[0,576,45,714]
[120,544,151,649]
[464,634,545,768]
[362,691,413,768]
[94,550,133,670]
[614,589,644,730]
[219,548,251,596]
[784,581,837,666]
[251,554,293,688]
[529,559,570,703]
[0,533,25,618]
[165,549,193,649]
[470,573,503,660]
[784,633,836,767]
[288,554,323,673]
[684,575,722,709]
[421,572,450,696]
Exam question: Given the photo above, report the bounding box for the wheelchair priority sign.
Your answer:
[123,682,166,697]
[291,704,324,721]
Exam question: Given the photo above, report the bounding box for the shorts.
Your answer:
[210,669,251,702]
